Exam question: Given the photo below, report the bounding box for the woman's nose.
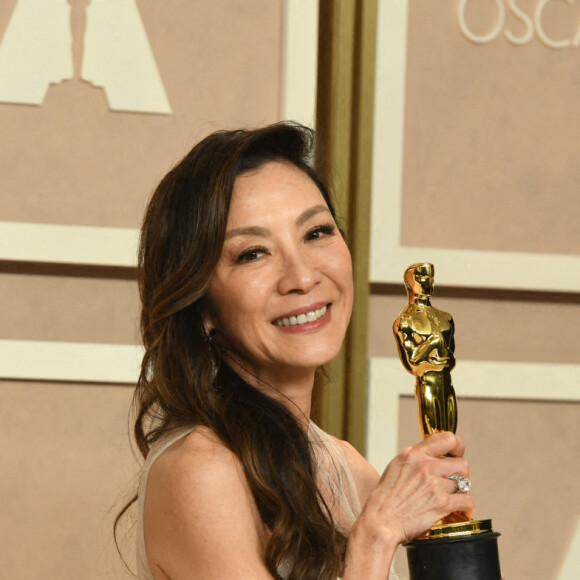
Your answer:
[277,250,321,295]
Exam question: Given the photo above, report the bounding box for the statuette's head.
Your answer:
[404,262,434,299]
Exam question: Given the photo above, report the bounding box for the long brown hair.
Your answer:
[118,122,347,579]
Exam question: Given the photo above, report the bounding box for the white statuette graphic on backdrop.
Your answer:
[0,0,72,104]
[0,0,171,114]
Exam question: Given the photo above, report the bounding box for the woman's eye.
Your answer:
[236,247,267,263]
[306,224,335,241]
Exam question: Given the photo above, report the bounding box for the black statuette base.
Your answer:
[405,532,501,580]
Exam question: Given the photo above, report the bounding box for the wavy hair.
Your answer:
[116,122,347,579]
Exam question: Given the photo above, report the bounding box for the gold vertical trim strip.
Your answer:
[315,0,355,439]
[315,0,377,452]
[346,0,377,453]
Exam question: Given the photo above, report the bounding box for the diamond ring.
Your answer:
[447,474,472,493]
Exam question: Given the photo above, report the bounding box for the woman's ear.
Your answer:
[202,315,214,336]
[198,296,216,336]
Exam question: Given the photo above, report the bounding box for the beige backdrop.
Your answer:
[368,1,580,579]
[2,1,579,579]
[0,1,283,578]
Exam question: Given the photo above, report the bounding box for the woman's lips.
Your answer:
[273,304,331,332]
[273,304,328,327]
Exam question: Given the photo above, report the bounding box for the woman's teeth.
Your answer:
[274,305,327,327]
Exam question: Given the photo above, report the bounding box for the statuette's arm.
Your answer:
[394,323,452,375]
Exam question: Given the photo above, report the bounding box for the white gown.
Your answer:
[136,421,362,579]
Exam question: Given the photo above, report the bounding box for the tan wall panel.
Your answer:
[392,396,580,580]
[0,380,136,579]
[0,1,310,577]
[0,273,138,344]
[369,292,580,364]
[370,1,580,576]
[0,0,282,228]
[401,0,580,255]
[0,0,16,36]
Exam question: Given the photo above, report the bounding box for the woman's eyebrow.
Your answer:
[225,205,330,239]
[225,225,270,239]
[296,205,331,227]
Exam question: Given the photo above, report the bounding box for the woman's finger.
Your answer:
[418,431,466,458]
[389,446,469,480]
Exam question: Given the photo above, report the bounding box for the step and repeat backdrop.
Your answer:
[0,1,318,578]
[1,1,579,579]
[367,2,580,579]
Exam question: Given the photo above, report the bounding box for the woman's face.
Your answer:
[205,160,353,389]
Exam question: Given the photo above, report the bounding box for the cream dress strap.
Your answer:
[308,421,362,532]
[136,421,362,579]
[136,425,197,580]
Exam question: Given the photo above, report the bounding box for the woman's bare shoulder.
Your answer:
[332,436,380,507]
[146,425,260,523]
[144,426,271,579]
[151,425,238,483]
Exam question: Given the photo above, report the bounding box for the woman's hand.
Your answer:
[368,431,474,543]
[343,432,474,579]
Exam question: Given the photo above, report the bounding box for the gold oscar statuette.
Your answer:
[393,263,501,579]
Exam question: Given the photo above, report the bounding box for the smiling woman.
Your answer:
[116,122,475,580]
[204,160,353,398]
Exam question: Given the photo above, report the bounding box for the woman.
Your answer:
[119,122,474,579]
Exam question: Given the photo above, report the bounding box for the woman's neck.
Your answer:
[226,357,314,425]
